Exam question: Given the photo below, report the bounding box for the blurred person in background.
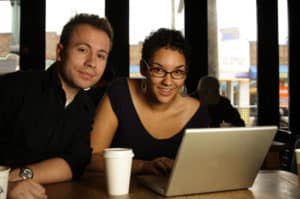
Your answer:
[191,75,245,127]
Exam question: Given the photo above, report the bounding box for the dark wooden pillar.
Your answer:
[105,0,129,77]
[20,0,45,70]
[184,0,208,93]
[288,0,300,135]
[256,0,280,126]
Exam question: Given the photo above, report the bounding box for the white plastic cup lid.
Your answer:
[103,148,134,159]
[0,166,10,172]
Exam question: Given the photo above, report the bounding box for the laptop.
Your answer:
[137,126,277,197]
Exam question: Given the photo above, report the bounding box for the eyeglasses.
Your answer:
[143,60,187,80]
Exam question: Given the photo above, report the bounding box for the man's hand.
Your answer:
[8,180,47,199]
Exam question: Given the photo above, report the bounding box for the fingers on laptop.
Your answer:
[153,157,174,176]
[141,157,174,175]
[140,160,160,175]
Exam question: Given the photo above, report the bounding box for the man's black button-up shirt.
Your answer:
[0,64,94,179]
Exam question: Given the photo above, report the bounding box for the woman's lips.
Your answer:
[158,87,172,96]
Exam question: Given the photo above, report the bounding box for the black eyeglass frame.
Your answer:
[142,59,187,80]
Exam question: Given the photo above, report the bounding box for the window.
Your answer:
[215,0,257,126]
[278,0,288,128]
[0,0,20,74]
[214,0,288,126]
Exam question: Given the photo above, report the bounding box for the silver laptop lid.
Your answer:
[166,126,277,196]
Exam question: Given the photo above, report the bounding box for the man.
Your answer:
[0,13,113,198]
[191,75,245,127]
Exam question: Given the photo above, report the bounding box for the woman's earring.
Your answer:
[141,78,147,93]
[181,84,188,96]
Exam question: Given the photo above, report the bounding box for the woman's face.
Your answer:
[146,47,187,104]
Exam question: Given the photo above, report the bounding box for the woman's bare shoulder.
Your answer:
[183,95,200,107]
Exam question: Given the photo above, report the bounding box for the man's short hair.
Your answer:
[59,13,113,49]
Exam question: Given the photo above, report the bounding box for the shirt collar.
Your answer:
[44,62,62,90]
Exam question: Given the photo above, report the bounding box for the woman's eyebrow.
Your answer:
[152,62,185,69]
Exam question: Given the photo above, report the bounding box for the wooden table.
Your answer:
[46,170,300,199]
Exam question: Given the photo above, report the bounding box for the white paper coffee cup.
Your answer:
[0,166,10,199]
[103,148,134,196]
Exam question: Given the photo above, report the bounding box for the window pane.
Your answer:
[216,0,257,126]
[46,0,105,68]
[278,0,288,128]
[129,0,184,78]
[0,0,20,74]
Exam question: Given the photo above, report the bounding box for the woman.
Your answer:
[89,28,210,175]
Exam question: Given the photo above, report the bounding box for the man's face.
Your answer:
[56,24,111,91]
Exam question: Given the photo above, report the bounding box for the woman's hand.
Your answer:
[8,180,47,199]
[140,157,174,176]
